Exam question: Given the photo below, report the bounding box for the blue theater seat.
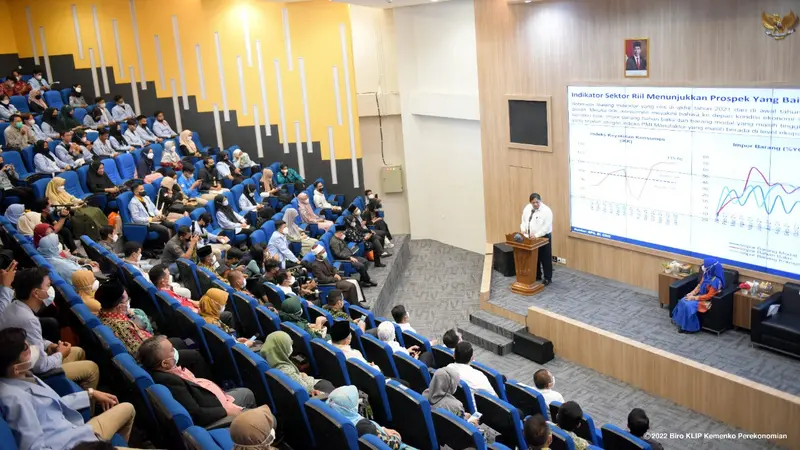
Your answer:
[174,306,213,364]
[231,344,275,411]
[474,390,527,450]
[264,369,315,449]
[43,91,63,109]
[471,360,507,401]
[255,305,281,337]
[112,353,158,435]
[280,321,318,376]
[176,258,203,300]
[311,337,350,387]
[305,398,360,450]
[360,333,399,378]
[115,152,137,181]
[393,351,431,393]
[233,291,264,339]
[358,434,394,450]
[505,379,549,419]
[117,190,159,244]
[10,95,28,112]
[600,424,652,450]
[93,324,128,358]
[101,157,125,185]
[550,400,602,446]
[202,323,243,386]
[130,276,162,327]
[432,408,487,450]
[147,384,233,450]
[349,304,375,329]
[182,426,224,450]
[346,358,392,425]
[196,266,217,294]
[402,329,432,354]
[385,380,438,450]
[154,291,182,337]
[550,424,576,450]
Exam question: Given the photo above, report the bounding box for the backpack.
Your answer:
[71,206,108,242]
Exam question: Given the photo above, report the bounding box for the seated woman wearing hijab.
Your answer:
[136,147,164,184]
[86,161,122,199]
[4,204,24,227]
[36,229,85,285]
[423,367,497,443]
[72,269,152,332]
[297,192,333,232]
[68,84,88,108]
[260,331,334,395]
[178,129,205,158]
[672,258,725,333]
[278,296,327,340]
[54,106,85,134]
[229,406,278,450]
[283,208,318,255]
[214,194,255,237]
[260,168,292,206]
[237,183,275,227]
[232,149,259,170]
[109,125,133,153]
[156,176,196,219]
[16,211,41,237]
[199,288,262,352]
[33,140,70,174]
[34,224,99,271]
[27,89,47,115]
[40,107,61,139]
[160,140,184,171]
[327,386,409,449]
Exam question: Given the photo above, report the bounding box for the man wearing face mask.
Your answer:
[3,114,35,150]
[111,94,136,122]
[139,335,256,426]
[307,244,369,307]
[162,226,201,276]
[99,225,120,254]
[313,181,342,214]
[197,244,227,279]
[27,67,51,91]
[0,267,100,390]
[128,181,173,247]
[525,369,564,410]
[198,157,225,192]
[0,328,137,450]
[149,264,201,313]
[267,220,300,269]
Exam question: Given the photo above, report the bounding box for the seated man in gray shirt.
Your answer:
[161,226,200,276]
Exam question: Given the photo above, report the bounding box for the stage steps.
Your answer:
[459,311,527,356]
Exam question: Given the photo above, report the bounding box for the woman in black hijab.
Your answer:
[213,194,254,236]
[136,147,157,179]
[241,182,275,226]
[86,160,120,197]
[55,106,83,133]
[41,107,60,138]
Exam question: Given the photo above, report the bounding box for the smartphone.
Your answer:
[247,335,257,343]
[471,412,482,421]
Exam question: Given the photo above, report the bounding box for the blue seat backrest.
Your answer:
[385,380,438,450]
[175,306,212,363]
[2,151,30,178]
[73,108,87,124]
[146,384,196,449]
[470,361,507,400]
[393,351,431,394]
[182,426,223,450]
[20,145,34,172]
[190,207,206,221]
[76,165,90,192]
[231,183,245,208]
[358,434,393,450]
[231,344,275,411]
[58,171,88,199]
[264,369,315,449]
[600,424,652,450]
[176,258,202,300]
[474,391,527,450]
[505,379,549,420]
[60,88,72,105]
[310,338,350,387]
[360,333,398,378]
[43,91,63,109]
[280,321,317,375]
[432,408,487,450]
[173,215,192,234]
[102,158,124,185]
[402,329,432,353]
[113,353,156,419]
[116,153,136,181]
[10,95,29,113]
[233,292,264,338]
[304,398,360,450]
[346,358,391,424]
[0,413,18,450]
[202,323,242,386]
[93,324,128,357]
[154,291,181,336]
[249,229,266,246]
[116,191,134,224]
[32,178,50,199]
[70,304,101,329]
[550,401,601,446]
[255,305,280,337]
[196,267,217,294]
[550,424,576,450]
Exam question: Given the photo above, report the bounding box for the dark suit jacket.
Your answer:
[626,55,647,70]
[197,167,219,191]
[310,258,339,284]
[150,369,226,427]
[329,236,354,260]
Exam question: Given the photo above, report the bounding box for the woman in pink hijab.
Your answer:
[296,192,333,232]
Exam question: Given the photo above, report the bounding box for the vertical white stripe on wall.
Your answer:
[255,41,271,136]
[25,7,39,65]
[213,104,224,149]
[214,32,230,122]
[339,23,358,188]
[328,126,338,184]
[237,56,247,116]
[195,44,206,100]
[38,27,52,85]
[281,8,293,71]
[171,16,189,110]
[274,59,289,154]
[129,66,141,115]
[92,6,110,94]
[243,21,253,67]
[129,0,146,90]
[72,5,84,60]
[295,121,306,179]
[154,35,166,91]
[112,20,124,80]
[253,105,264,159]
[170,79,183,132]
[88,49,100,98]
[298,58,312,154]
[332,66,343,126]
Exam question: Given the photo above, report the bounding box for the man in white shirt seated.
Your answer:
[111,95,136,123]
[313,181,342,213]
[528,369,564,408]
[447,342,496,400]
[519,192,554,285]
[391,305,416,333]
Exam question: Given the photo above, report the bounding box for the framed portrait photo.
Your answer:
[624,38,649,78]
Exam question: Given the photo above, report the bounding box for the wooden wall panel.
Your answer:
[475,0,800,290]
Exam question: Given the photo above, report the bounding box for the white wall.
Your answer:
[393,0,486,254]
[350,6,410,235]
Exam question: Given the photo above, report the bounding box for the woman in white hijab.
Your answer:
[282,208,318,255]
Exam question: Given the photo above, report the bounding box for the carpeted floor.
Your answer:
[380,239,784,450]
[489,266,800,397]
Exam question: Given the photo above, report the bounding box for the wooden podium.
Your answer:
[505,233,549,296]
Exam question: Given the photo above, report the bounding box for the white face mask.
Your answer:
[212,255,219,270]
[92,280,100,291]
[57,242,64,252]
[220,305,226,313]
[280,227,287,235]
[41,286,56,307]
[367,194,375,199]
[265,428,276,445]
[287,276,295,285]
[222,199,229,207]
[35,75,42,80]
[147,153,154,160]
[551,375,555,389]
[111,234,118,242]
[28,343,40,368]
[168,274,174,284]
[75,87,81,93]
[58,186,66,192]
[320,251,327,259]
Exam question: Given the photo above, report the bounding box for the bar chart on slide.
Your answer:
[568,85,800,278]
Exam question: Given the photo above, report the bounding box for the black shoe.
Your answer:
[360,281,375,288]
[374,262,386,268]
[543,279,552,286]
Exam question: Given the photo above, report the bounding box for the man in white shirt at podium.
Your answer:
[520,193,554,285]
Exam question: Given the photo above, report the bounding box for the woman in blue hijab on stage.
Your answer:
[672,257,724,333]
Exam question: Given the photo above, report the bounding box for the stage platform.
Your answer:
[480,258,800,449]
